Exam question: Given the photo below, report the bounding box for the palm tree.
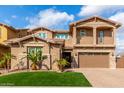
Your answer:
[3,52,14,71]
[56,59,70,72]
[0,52,14,72]
[27,50,47,70]
[0,59,6,69]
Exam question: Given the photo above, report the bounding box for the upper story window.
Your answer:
[99,31,104,43]
[55,34,69,39]
[80,30,86,37]
[37,32,47,39]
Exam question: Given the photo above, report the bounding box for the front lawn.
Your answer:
[0,71,92,87]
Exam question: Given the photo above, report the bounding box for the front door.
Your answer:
[62,52,71,68]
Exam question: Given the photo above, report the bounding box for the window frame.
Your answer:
[27,47,42,61]
[80,30,86,37]
[55,34,69,39]
[99,31,104,44]
[38,32,47,39]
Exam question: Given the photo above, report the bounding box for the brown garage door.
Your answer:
[79,53,109,68]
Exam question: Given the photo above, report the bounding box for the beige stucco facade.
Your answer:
[0,16,121,70]
[9,37,62,70]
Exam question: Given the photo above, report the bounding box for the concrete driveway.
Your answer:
[67,68,124,87]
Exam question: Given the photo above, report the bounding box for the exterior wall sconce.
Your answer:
[75,53,78,56]
[112,52,114,56]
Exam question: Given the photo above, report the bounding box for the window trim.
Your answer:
[37,32,47,38]
[80,30,86,37]
[99,31,104,44]
[55,34,69,39]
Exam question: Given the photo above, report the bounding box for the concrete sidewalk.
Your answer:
[68,68,124,87]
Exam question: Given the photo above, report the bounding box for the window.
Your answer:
[99,31,104,43]
[80,30,86,37]
[37,32,47,38]
[28,47,42,61]
[55,34,69,39]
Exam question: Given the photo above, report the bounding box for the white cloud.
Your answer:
[78,5,124,17]
[26,8,74,29]
[11,15,17,19]
[109,12,124,54]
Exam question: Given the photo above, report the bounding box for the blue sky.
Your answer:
[0,5,123,29]
[0,5,124,54]
[0,5,81,29]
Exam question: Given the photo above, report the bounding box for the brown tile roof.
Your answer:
[0,23,17,32]
[53,30,69,33]
[5,35,64,45]
[0,43,10,48]
[28,27,70,34]
[70,16,121,28]
[0,23,29,32]
[17,28,29,32]
[27,27,53,32]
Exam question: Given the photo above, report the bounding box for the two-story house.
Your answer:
[0,16,121,70]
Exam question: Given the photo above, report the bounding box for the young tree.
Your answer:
[56,59,70,72]
[0,52,15,72]
[27,50,47,70]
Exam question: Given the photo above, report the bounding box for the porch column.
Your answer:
[113,27,116,46]
[73,25,77,44]
[109,52,116,69]
[93,27,97,45]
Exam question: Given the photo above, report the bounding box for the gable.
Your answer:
[22,38,48,47]
[77,18,114,27]
[70,16,121,28]
[19,37,48,44]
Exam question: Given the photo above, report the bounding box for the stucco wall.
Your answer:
[7,29,17,39]
[64,35,73,47]
[51,44,61,70]
[0,26,8,43]
[10,38,61,70]
[116,56,124,68]
[77,28,93,44]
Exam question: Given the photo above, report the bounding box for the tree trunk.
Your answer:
[7,60,9,72]
[31,63,37,70]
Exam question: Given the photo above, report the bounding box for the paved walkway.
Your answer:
[68,68,124,88]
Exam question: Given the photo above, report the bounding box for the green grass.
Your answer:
[0,71,92,87]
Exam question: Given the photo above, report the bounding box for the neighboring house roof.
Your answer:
[0,43,10,48]
[0,23,17,32]
[4,34,64,45]
[17,28,29,32]
[53,30,69,33]
[27,27,69,34]
[27,27,53,33]
[70,16,121,28]
[0,23,29,33]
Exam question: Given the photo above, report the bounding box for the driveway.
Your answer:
[67,68,124,87]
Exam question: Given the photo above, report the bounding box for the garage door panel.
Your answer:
[79,53,109,68]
